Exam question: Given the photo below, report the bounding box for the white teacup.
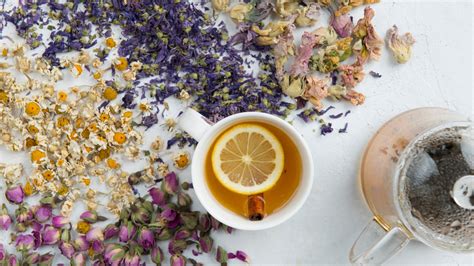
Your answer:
[178,109,314,230]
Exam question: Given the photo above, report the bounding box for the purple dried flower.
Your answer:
[91,240,105,254]
[104,224,119,240]
[15,234,35,251]
[162,172,179,194]
[137,228,154,250]
[9,254,18,266]
[174,229,192,240]
[170,254,186,266]
[71,252,86,266]
[52,215,70,228]
[339,123,349,133]
[104,244,125,266]
[369,71,382,78]
[59,242,75,259]
[151,246,164,264]
[329,112,344,119]
[0,204,12,230]
[73,236,90,252]
[235,250,250,263]
[86,227,104,242]
[34,205,52,223]
[79,211,97,223]
[41,225,60,245]
[168,239,187,255]
[149,187,166,206]
[320,123,334,136]
[6,186,24,204]
[199,235,213,253]
[0,244,4,260]
[123,253,141,266]
[118,222,136,242]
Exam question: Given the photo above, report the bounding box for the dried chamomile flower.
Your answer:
[0,163,23,186]
[386,25,415,64]
[157,162,170,177]
[212,0,230,12]
[77,50,91,65]
[70,63,83,77]
[15,56,31,73]
[295,3,321,27]
[276,0,299,18]
[303,76,329,110]
[151,137,163,151]
[280,74,305,97]
[229,4,253,23]
[178,90,190,100]
[173,151,190,169]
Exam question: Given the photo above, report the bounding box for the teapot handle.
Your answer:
[349,217,410,265]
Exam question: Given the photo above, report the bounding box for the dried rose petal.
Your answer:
[386,25,415,64]
[290,31,319,77]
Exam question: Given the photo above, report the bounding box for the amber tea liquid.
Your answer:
[205,121,302,217]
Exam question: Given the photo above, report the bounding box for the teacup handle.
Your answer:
[349,217,410,265]
[178,108,213,141]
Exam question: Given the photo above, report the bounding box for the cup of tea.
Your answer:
[178,108,314,230]
[351,107,473,264]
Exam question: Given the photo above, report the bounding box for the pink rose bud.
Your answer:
[104,224,119,240]
[41,225,60,245]
[59,241,75,259]
[104,244,125,265]
[161,172,179,194]
[151,246,164,264]
[52,215,70,228]
[0,204,12,230]
[71,252,86,266]
[149,187,166,206]
[73,236,90,252]
[86,227,104,242]
[15,234,35,251]
[137,228,155,250]
[34,205,52,223]
[123,253,141,266]
[170,254,186,266]
[6,186,24,204]
[0,244,5,260]
[118,222,136,242]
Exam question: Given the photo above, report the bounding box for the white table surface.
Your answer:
[0,0,473,265]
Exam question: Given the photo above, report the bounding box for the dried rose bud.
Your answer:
[52,215,70,228]
[180,212,198,230]
[104,244,125,265]
[34,205,52,223]
[168,239,187,255]
[91,240,105,254]
[216,246,228,264]
[199,235,213,253]
[0,204,12,230]
[6,185,24,204]
[151,246,164,264]
[210,215,221,230]
[104,224,119,240]
[38,254,54,265]
[174,229,192,240]
[162,172,179,195]
[149,187,166,206]
[86,227,104,242]
[131,206,151,225]
[23,252,40,264]
[119,222,136,242]
[8,254,18,266]
[61,228,71,242]
[137,228,155,250]
[157,228,172,240]
[73,236,90,252]
[386,25,415,64]
[212,0,230,12]
[80,210,106,223]
[59,242,75,259]
[177,192,193,209]
[124,252,141,266]
[234,250,250,263]
[71,252,86,266]
[15,234,35,251]
[0,244,4,260]
[170,254,186,266]
[42,225,60,245]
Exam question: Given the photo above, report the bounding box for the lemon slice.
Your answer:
[211,123,284,195]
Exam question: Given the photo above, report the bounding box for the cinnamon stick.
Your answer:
[248,193,265,221]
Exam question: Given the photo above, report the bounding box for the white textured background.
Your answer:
[0,0,473,265]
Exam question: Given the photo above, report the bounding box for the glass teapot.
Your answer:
[350,107,473,264]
